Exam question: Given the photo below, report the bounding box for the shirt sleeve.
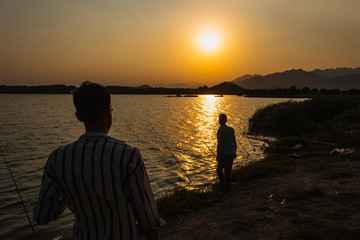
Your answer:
[33,152,66,225]
[232,128,237,152]
[126,149,165,235]
[217,128,224,156]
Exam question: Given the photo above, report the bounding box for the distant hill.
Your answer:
[326,74,360,89]
[234,74,262,82]
[232,68,360,90]
[134,84,152,89]
[0,84,77,94]
[3,67,360,94]
[313,67,360,79]
[232,69,325,89]
[198,82,245,95]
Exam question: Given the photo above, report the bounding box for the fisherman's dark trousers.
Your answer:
[217,154,234,190]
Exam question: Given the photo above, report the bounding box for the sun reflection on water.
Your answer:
[185,96,218,151]
[175,95,225,186]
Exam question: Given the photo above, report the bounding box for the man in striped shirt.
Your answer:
[34,81,164,239]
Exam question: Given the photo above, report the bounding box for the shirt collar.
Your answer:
[80,132,108,138]
[79,132,125,143]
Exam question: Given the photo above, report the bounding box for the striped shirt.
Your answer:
[33,132,164,240]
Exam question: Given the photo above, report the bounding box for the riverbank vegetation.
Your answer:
[2,84,360,96]
[159,95,360,239]
[248,95,360,145]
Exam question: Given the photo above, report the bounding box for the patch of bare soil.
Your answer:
[160,153,360,240]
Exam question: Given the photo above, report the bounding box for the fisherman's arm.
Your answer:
[33,153,65,224]
[217,128,224,160]
[127,149,165,239]
[233,128,237,151]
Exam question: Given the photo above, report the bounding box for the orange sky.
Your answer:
[1,0,359,87]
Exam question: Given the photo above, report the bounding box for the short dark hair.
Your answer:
[219,113,227,125]
[73,81,111,124]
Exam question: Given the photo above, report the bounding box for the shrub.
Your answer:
[248,96,360,137]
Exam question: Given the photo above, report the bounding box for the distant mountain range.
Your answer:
[2,67,360,95]
[231,67,360,90]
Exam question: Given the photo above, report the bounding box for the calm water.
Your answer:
[0,94,291,239]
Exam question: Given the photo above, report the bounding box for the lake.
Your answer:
[0,94,292,239]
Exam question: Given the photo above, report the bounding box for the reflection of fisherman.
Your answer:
[216,114,237,190]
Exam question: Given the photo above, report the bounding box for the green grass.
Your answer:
[156,151,299,220]
[231,153,295,182]
[156,186,223,220]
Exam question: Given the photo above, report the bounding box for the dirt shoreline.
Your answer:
[160,151,360,239]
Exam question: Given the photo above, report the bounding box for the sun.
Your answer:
[197,30,222,53]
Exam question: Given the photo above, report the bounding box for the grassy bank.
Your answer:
[248,95,360,140]
[158,96,360,217]
[159,95,360,239]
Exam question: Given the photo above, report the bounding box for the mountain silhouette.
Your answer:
[313,67,360,79]
[326,74,360,89]
[232,68,360,90]
[234,74,262,82]
[198,82,245,95]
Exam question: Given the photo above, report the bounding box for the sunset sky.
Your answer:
[1,0,359,87]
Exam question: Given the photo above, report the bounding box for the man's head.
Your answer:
[219,113,227,125]
[73,81,112,130]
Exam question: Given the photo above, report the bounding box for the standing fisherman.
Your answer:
[216,114,237,190]
[33,81,164,240]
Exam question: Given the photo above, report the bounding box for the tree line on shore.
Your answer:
[1,83,360,96]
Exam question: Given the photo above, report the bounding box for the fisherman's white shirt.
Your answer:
[217,124,237,156]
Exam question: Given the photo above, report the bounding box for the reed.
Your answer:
[248,95,360,138]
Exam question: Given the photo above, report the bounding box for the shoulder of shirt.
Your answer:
[48,141,74,159]
[219,125,232,130]
[49,135,126,152]
[48,134,140,159]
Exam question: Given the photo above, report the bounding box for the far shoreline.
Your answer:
[2,84,360,96]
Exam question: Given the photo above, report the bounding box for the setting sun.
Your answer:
[197,30,222,53]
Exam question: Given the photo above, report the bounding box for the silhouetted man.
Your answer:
[216,113,237,190]
[34,81,164,240]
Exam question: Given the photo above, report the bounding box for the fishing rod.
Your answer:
[235,123,256,151]
[227,114,256,151]
[183,120,252,159]
[236,115,249,129]
[183,121,253,163]
[235,137,251,158]
[2,153,37,237]
[183,121,217,158]
[151,127,192,183]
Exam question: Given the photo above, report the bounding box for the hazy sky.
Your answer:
[1,0,359,87]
